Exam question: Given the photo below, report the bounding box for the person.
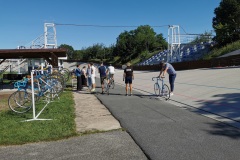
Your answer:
[158,61,176,96]
[90,62,96,92]
[123,62,134,96]
[98,62,107,94]
[81,66,87,87]
[86,63,92,90]
[75,64,82,91]
[106,64,115,84]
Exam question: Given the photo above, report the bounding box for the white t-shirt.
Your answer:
[91,65,96,77]
[108,66,115,74]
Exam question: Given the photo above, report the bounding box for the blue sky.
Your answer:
[0,0,220,50]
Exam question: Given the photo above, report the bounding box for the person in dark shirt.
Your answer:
[98,62,107,94]
[123,62,134,96]
[75,64,82,91]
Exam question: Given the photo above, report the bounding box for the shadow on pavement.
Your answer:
[195,92,240,123]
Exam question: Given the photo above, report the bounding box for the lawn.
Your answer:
[0,88,77,145]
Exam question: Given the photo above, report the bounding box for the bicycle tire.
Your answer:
[154,83,160,96]
[8,90,33,113]
[111,80,115,89]
[104,79,110,95]
[162,84,170,100]
[60,68,70,82]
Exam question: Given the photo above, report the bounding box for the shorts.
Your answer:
[108,73,114,79]
[125,77,132,84]
[91,75,95,84]
[100,76,107,84]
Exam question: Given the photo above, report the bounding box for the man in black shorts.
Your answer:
[123,62,134,96]
[98,62,107,94]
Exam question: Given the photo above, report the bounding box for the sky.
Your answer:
[0,0,221,50]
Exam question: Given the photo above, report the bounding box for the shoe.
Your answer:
[125,94,128,96]
[101,91,104,94]
[91,88,95,92]
[130,93,132,96]
[170,93,174,96]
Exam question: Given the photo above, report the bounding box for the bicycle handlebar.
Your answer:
[152,77,165,81]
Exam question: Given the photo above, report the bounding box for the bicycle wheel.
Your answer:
[154,83,160,96]
[8,90,33,113]
[60,68,70,82]
[161,84,170,100]
[104,79,110,95]
[111,79,115,89]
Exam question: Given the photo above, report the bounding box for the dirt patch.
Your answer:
[0,94,10,111]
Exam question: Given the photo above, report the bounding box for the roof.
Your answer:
[0,48,67,59]
[0,48,67,67]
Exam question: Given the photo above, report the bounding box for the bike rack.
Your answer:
[24,70,52,122]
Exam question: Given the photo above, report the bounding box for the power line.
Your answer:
[55,23,169,28]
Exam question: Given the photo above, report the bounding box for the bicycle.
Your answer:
[152,77,170,100]
[103,77,115,95]
[8,71,62,113]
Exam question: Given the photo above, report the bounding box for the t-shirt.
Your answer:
[86,67,92,77]
[98,65,107,77]
[124,66,133,77]
[91,66,96,77]
[108,66,115,74]
[164,63,176,75]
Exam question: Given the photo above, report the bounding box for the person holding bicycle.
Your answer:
[98,62,107,94]
[106,64,115,84]
[158,61,176,96]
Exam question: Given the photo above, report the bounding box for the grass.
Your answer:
[0,88,77,145]
[203,40,240,60]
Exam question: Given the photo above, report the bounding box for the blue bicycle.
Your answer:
[152,77,170,100]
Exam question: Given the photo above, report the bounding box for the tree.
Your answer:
[115,25,167,63]
[58,44,74,59]
[212,0,240,46]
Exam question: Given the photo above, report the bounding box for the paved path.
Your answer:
[95,72,240,160]
[110,66,240,128]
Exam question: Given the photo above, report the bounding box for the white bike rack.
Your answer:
[24,70,52,122]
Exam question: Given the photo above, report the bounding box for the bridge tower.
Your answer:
[44,23,57,48]
[167,25,181,63]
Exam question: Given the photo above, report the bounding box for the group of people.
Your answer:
[75,62,96,92]
[75,60,176,97]
[75,62,115,93]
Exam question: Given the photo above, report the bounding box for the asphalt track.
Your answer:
[94,66,240,160]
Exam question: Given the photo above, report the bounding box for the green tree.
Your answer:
[115,25,167,63]
[58,44,74,59]
[190,31,213,44]
[213,0,240,46]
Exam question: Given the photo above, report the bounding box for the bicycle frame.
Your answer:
[152,77,170,100]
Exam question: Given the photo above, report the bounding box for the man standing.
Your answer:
[86,63,92,90]
[98,62,107,94]
[158,61,176,96]
[75,64,82,91]
[123,62,134,96]
[90,62,96,92]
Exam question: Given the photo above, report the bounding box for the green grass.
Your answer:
[203,40,240,60]
[0,89,77,145]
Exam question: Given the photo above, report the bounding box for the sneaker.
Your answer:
[125,94,128,96]
[170,93,174,96]
[130,93,132,96]
[101,91,104,94]
[91,88,95,92]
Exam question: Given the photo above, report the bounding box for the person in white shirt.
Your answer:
[106,64,115,82]
[90,62,96,92]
